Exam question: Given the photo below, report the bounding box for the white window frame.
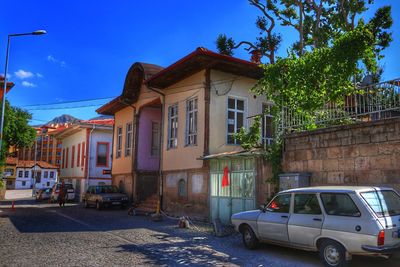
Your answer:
[116,126,122,158]
[185,97,198,146]
[125,122,133,157]
[167,104,178,149]
[262,102,274,146]
[227,96,247,145]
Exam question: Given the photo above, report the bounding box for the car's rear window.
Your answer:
[360,190,400,217]
[56,184,73,190]
[95,186,119,194]
[320,193,361,217]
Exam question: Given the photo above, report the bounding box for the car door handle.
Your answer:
[281,215,288,218]
[313,218,322,221]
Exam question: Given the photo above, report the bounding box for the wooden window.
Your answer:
[185,97,198,146]
[77,143,81,167]
[44,171,48,178]
[151,122,160,156]
[116,127,122,158]
[262,103,274,146]
[24,171,29,178]
[49,171,54,178]
[18,171,23,178]
[125,122,133,157]
[81,142,85,167]
[167,104,178,149]
[227,97,246,145]
[96,142,109,167]
[71,145,75,168]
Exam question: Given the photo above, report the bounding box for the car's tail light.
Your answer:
[378,230,385,246]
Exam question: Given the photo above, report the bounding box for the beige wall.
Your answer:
[133,86,161,112]
[209,70,266,154]
[60,130,86,179]
[113,107,134,175]
[162,71,206,171]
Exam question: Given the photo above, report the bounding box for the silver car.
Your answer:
[231,186,400,267]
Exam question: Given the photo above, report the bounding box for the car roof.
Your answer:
[280,186,394,194]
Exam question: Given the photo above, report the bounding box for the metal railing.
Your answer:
[281,78,400,133]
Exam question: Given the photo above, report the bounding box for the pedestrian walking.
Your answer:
[58,180,67,207]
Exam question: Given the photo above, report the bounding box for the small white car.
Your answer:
[231,186,400,267]
[50,182,75,202]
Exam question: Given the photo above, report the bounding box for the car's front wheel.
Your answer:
[84,200,89,208]
[319,239,348,267]
[241,225,258,250]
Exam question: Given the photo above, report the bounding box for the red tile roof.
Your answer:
[80,118,114,125]
[0,76,15,101]
[6,158,58,169]
[146,47,263,89]
[6,157,17,165]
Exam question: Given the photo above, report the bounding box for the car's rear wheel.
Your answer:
[84,200,89,208]
[241,225,258,250]
[96,201,102,210]
[319,239,348,267]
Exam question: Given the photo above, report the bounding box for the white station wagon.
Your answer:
[231,186,400,267]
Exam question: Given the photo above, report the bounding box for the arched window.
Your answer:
[178,179,187,198]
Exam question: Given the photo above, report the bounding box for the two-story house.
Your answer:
[97,48,275,222]
[54,119,113,200]
[146,48,274,223]
[97,63,163,206]
[14,160,58,189]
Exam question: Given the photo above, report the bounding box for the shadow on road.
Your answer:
[1,201,399,267]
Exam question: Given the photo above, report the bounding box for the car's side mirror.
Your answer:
[260,204,267,213]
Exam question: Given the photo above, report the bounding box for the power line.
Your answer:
[25,103,107,111]
[20,96,117,108]
[18,77,242,111]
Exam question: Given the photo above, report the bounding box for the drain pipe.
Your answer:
[86,124,96,195]
[147,86,165,216]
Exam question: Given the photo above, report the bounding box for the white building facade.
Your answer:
[55,119,113,201]
[15,161,58,190]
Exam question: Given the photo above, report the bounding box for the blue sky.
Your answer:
[1,0,399,125]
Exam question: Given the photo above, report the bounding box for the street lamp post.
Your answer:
[0,30,47,160]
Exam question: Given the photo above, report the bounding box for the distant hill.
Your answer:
[47,114,81,125]
[89,115,114,120]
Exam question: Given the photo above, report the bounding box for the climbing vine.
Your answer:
[235,25,378,192]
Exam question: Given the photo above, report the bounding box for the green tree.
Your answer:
[216,0,392,69]
[1,100,36,161]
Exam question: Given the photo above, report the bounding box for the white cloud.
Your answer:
[21,81,37,87]
[37,73,44,78]
[15,69,34,79]
[47,55,66,67]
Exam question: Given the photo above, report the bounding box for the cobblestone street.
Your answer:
[0,190,399,266]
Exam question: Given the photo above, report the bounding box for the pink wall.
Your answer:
[137,107,161,171]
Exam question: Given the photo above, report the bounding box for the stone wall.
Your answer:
[283,117,400,191]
